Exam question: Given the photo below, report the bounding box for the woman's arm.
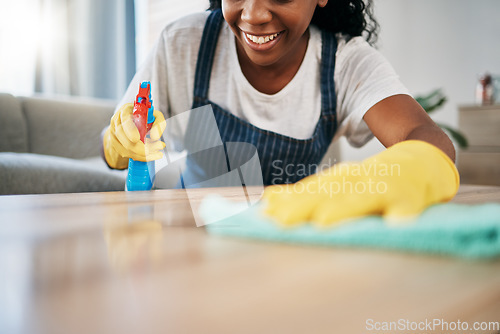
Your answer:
[363,94,456,162]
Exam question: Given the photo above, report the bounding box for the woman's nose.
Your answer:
[240,0,272,26]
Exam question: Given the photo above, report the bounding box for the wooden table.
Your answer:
[1,185,499,334]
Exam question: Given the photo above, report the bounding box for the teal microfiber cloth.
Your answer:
[200,195,500,259]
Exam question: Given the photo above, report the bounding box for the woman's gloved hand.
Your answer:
[263,140,460,227]
[103,103,167,169]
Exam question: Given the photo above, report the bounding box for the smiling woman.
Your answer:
[109,0,418,181]
[103,0,462,225]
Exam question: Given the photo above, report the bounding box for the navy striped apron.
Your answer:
[183,9,338,186]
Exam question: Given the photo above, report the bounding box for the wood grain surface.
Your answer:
[0,185,499,334]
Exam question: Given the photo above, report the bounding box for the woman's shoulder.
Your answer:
[333,34,393,76]
[337,35,374,54]
[309,27,372,54]
[309,25,377,57]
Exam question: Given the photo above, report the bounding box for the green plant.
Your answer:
[415,89,468,149]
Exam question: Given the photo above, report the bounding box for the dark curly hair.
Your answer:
[208,0,379,45]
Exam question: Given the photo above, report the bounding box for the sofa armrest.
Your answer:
[0,153,126,195]
[21,95,116,159]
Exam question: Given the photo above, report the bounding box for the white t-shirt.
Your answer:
[118,11,410,148]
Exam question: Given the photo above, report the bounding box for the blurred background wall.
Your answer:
[342,0,500,160]
[0,0,136,100]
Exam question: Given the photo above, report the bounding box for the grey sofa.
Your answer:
[0,93,126,195]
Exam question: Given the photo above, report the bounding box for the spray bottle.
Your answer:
[126,81,155,191]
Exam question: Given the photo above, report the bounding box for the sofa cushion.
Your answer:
[0,93,29,153]
[0,153,126,195]
[21,96,115,159]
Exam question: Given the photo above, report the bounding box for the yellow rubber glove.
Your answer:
[103,103,167,169]
[263,140,459,227]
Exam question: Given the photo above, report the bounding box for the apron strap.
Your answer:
[320,30,338,118]
[193,9,224,104]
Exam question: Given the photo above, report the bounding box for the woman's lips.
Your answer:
[242,30,284,51]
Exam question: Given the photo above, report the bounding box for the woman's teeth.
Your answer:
[246,32,279,45]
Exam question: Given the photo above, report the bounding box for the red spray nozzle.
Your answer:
[133,82,153,143]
